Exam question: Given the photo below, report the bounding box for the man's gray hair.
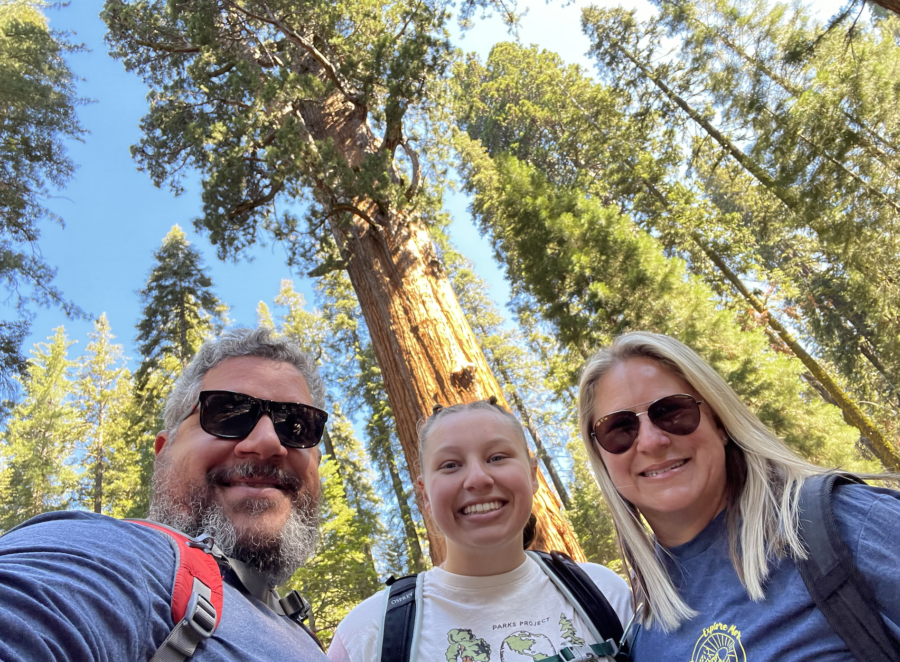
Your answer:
[163,327,326,435]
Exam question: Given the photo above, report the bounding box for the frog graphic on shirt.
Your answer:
[445,629,491,662]
[446,613,589,661]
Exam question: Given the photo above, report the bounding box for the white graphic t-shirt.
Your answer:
[328,556,633,662]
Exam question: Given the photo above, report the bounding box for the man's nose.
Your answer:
[633,413,672,454]
[233,413,288,460]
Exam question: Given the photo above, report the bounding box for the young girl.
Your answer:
[328,399,633,662]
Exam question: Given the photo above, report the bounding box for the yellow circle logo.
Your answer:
[692,623,746,662]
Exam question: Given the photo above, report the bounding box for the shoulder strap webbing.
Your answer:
[377,555,626,662]
[378,574,420,662]
[527,550,624,644]
[796,473,900,662]
[126,520,224,662]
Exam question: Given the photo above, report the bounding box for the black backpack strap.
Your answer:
[379,574,420,662]
[527,550,624,644]
[797,473,900,662]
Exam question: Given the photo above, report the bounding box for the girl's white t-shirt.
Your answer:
[328,556,633,662]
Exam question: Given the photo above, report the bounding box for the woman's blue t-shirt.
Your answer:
[632,484,900,661]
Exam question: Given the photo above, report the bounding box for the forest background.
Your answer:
[2,0,899,643]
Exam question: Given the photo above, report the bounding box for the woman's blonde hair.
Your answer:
[578,332,829,632]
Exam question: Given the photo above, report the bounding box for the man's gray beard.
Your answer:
[149,457,320,589]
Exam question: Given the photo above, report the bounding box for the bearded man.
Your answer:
[0,328,330,662]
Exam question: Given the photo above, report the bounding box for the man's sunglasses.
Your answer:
[189,390,328,449]
[590,393,704,455]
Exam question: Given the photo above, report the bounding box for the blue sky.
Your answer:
[24,0,842,370]
[24,0,611,368]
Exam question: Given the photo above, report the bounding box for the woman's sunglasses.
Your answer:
[590,393,704,455]
[188,390,329,449]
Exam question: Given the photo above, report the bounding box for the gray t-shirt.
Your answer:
[632,484,900,661]
[0,511,328,661]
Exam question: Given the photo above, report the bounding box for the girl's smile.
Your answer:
[418,409,538,576]
[460,500,505,516]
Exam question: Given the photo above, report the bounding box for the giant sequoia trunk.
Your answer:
[301,95,582,562]
[101,0,584,565]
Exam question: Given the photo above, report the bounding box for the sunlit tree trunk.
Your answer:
[296,93,582,561]
[331,200,581,561]
[101,0,584,565]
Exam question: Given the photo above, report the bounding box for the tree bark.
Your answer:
[300,93,584,563]
[503,375,572,509]
[102,3,585,565]
[334,209,582,562]
[871,0,900,16]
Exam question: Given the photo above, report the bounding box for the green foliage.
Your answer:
[458,138,873,470]
[0,0,85,394]
[129,226,228,515]
[577,1,900,443]
[73,315,143,516]
[455,33,889,469]
[0,327,79,530]
[0,316,151,527]
[102,0,449,257]
[284,414,382,646]
[135,225,228,382]
[565,441,619,570]
[266,279,388,636]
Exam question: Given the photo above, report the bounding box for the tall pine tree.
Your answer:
[73,314,141,517]
[454,39,890,470]
[129,225,229,516]
[102,0,585,561]
[0,1,85,394]
[0,327,79,530]
[578,3,900,463]
[135,225,227,380]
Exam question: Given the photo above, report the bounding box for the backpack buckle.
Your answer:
[279,589,312,622]
[561,646,598,661]
[188,533,228,563]
[184,589,217,639]
[561,643,616,661]
[187,533,215,554]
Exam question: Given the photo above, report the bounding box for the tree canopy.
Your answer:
[3,0,899,632]
[0,0,86,394]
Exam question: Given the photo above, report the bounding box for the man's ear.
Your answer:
[155,431,169,457]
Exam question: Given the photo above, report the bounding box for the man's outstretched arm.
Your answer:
[0,511,176,662]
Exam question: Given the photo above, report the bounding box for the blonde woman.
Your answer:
[578,332,900,661]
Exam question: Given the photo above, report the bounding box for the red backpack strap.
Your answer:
[127,519,224,662]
